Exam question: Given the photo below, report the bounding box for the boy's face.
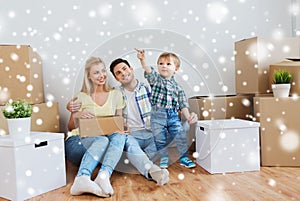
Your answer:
[157,57,179,79]
[113,62,134,85]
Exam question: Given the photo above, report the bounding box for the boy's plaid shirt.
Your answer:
[119,80,152,129]
[144,67,189,110]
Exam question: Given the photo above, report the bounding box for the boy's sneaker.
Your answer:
[180,157,196,168]
[159,157,169,169]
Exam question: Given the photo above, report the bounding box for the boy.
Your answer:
[135,49,197,168]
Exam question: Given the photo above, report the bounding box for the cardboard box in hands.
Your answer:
[79,116,124,137]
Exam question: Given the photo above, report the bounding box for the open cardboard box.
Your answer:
[187,95,252,151]
[79,116,124,137]
[235,37,300,94]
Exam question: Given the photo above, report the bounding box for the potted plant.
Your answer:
[2,99,32,139]
[272,69,292,98]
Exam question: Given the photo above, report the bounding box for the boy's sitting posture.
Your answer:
[135,48,198,168]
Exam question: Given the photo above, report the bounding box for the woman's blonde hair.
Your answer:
[81,56,113,94]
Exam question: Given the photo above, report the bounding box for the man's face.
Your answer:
[113,62,134,84]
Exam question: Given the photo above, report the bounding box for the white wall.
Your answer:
[0,0,294,132]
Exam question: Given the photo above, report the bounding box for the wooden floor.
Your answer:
[1,152,300,201]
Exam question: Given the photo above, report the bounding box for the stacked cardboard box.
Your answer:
[235,37,300,166]
[0,45,60,134]
[235,37,300,94]
[253,97,300,166]
[187,95,252,150]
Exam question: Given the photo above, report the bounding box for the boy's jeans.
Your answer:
[151,106,189,159]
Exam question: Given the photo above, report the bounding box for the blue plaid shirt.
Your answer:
[119,80,152,129]
[144,67,189,110]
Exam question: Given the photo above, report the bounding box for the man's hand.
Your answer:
[66,97,82,113]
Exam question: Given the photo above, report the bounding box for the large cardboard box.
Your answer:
[187,95,252,150]
[0,45,44,105]
[0,132,66,201]
[269,60,300,95]
[253,97,300,166]
[0,102,60,135]
[79,116,124,137]
[196,119,260,174]
[235,37,300,94]
[188,95,252,120]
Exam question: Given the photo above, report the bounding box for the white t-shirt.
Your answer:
[124,89,144,131]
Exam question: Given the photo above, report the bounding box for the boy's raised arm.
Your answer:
[135,48,151,74]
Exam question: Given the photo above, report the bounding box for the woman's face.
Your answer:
[88,63,107,86]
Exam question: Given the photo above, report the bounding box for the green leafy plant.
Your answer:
[273,69,292,84]
[2,99,32,119]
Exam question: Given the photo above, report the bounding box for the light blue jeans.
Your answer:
[151,106,189,159]
[124,135,154,179]
[65,133,126,177]
[130,129,158,162]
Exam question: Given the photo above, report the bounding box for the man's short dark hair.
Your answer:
[110,58,131,77]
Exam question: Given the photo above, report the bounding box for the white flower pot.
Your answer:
[7,117,31,140]
[272,84,291,98]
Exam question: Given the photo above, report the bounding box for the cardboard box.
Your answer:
[0,102,60,135]
[253,97,300,166]
[187,95,252,150]
[235,37,300,94]
[0,45,44,105]
[0,132,66,201]
[188,95,252,120]
[269,60,300,95]
[196,119,260,174]
[79,116,124,137]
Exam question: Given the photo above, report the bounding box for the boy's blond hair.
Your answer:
[157,52,181,69]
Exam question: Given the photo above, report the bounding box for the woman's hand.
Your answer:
[66,97,82,113]
[74,110,95,119]
[114,125,130,134]
[114,129,129,134]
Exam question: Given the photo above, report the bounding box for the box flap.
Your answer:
[271,60,300,66]
[197,119,260,129]
[286,57,300,62]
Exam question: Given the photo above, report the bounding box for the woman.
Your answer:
[65,56,127,197]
